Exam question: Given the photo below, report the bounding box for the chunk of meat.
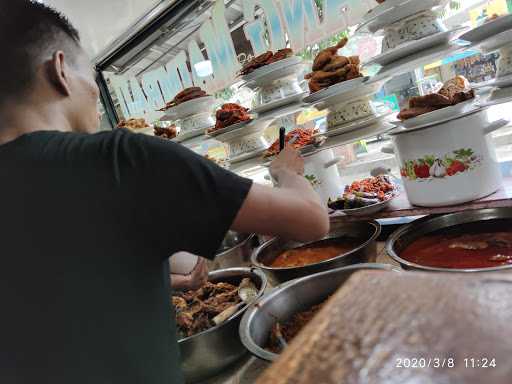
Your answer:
[312,38,348,71]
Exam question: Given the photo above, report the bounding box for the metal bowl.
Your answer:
[209,232,259,270]
[386,208,512,273]
[178,267,268,383]
[239,263,399,362]
[251,220,381,284]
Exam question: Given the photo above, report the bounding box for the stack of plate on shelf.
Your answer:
[206,114,275,164]
[359,0,468,81]
[462,15,512,106]
[303,76,393,145]
[163,95,216,143]
[242,56,307,117]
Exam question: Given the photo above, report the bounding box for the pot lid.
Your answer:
[388,106,486,136]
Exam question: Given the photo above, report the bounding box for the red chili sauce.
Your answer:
[400,220,512,269]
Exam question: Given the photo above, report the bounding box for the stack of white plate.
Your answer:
[359,0,468,81]
[463,15,512,103]
[163,95,217,142]
[303,76,392,143]
[242,56,307,117]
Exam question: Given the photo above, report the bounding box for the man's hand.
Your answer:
[170,257,209,291]
[269,145,304,183]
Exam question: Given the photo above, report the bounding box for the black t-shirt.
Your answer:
[0,129,252,383]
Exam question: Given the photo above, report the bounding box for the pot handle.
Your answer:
[323,156,343,169]
[381,144,395,154]
[483,119,510,135]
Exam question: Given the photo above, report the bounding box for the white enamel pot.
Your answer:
[303,149,344,205]
[385,109,507,207]
[266,149,344,205]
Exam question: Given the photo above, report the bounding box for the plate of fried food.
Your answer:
[207,103,254,137]
[153,125,178,140]
[302,38,385,106]
[328,175,399,216]
[240,49,303,85]
[263,128,322,159]
[304,38,362,93]
[117,118,153,134]
[160,87,215,119]
[393,76,478,130]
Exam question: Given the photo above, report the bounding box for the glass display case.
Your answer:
[94,0,512,183]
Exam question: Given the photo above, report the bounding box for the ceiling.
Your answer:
[44,0,163,57]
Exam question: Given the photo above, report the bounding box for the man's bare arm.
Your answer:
[231,147,330,242]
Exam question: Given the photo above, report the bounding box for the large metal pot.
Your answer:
[386,208,512,273]
[178,268,267,383]
[239,263,399,362]
[251,220,381,284]
[209,232,258,270]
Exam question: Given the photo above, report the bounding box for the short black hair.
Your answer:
[0,1,81,105]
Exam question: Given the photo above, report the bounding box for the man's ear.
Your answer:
[45,51,72,97]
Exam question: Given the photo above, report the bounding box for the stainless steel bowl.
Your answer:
[386,208,512,273]
[251,220,381,284]
[209,232,258,270]
[239,263,399,362]
[178,267,267,383]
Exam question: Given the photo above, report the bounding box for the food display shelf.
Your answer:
[331,176,512,222]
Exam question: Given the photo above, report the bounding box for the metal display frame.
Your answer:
[94,0,209,128]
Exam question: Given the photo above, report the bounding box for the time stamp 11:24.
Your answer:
[396,358,497,369]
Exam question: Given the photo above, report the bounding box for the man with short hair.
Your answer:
[0,2,329,383]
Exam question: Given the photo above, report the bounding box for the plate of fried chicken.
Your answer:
[160,87,215,119]
[207,103,253,137]
[240,49,303,85]
[394,76,478,129]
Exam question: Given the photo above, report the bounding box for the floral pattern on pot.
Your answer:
[305,174,322,188]
[400,148,482,181]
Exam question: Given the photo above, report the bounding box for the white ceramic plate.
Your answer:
[163,96,216,119]
[211,119,273,143]
[391,99,479,129]
[318,112,394,138]
[318,121,395,152]
[370,43,463,83]
[365,27,466,67]
[475,29,512,53]
[459,15,512,44]
[252,92,307,114]
[256,101,306,121]
[331,193,399,217]
[358,0,448,33]
[229,148,267,164]
[241,57,303,85]
[480,87,512,107]
[303,77,369,105]
[206,119,253,138]
[173,127,206,143]
[472,73,512,89]
[389,107,484,134]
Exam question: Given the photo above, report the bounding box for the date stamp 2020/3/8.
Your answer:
[396,357,497,369]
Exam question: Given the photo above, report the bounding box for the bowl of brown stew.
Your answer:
[251,220,381,284]
[387,208,512,272]
[239,263,399,362]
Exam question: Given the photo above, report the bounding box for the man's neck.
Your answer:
[0,100,72,145]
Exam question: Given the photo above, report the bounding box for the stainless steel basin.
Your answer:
[251,220,381,284]
[178,267,267,383]
[239,264,399,362]
[209,232,258,270]
[386,208,512,273]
